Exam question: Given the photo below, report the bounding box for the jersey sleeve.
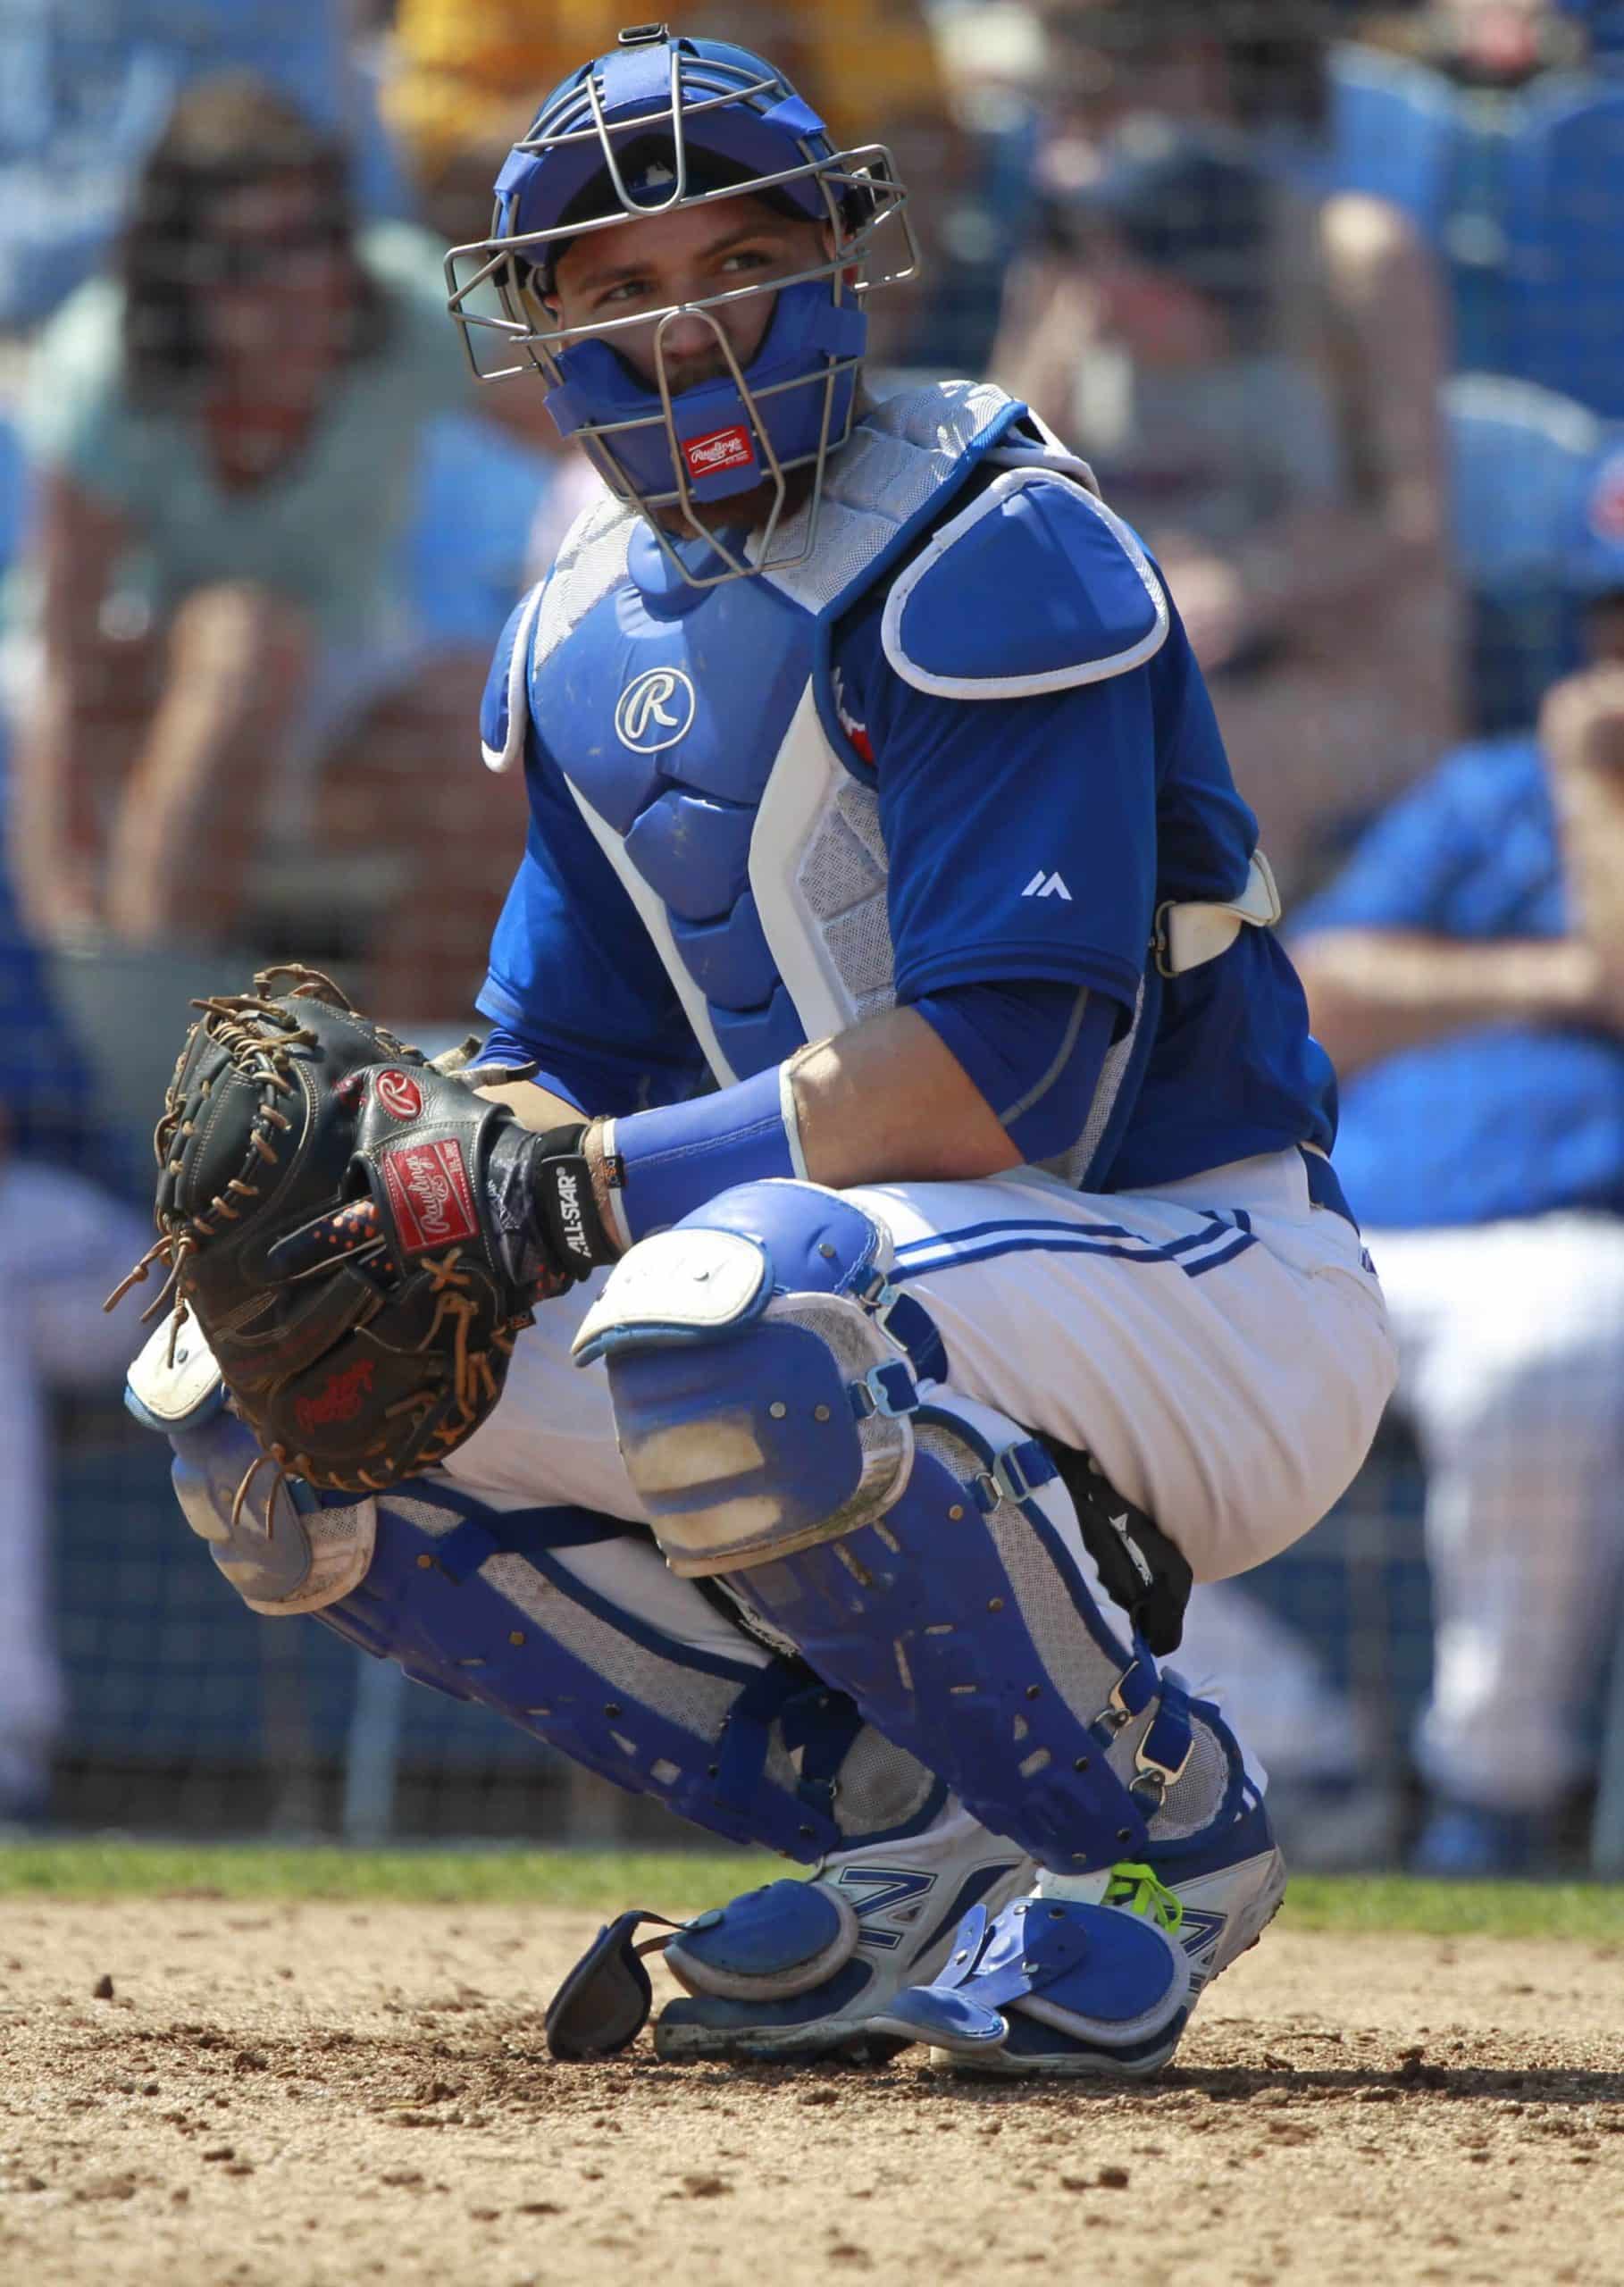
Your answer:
[478,697,708,1118]
[840,589,1160,1015]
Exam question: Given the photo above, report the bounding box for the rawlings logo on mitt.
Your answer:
[110,965,545,1504]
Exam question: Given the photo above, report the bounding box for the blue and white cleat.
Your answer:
[650,1803,1030,2062]
[877,1785,1287,2077]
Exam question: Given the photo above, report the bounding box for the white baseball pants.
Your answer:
[448,1146,1396,1592]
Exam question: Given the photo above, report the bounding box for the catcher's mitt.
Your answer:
[113,965,551,1500]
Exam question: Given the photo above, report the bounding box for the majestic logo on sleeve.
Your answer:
[682,424,756,480]
[381,1139,480,1254]
[615,666,698,754]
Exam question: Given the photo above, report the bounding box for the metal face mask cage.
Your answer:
[443,33,920,588]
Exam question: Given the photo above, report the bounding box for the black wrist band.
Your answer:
[527,1123,619,1278]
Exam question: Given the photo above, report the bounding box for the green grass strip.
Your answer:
[0,1840,764,1914]
[1283,1872,1624,1943]
[2,1841,1622,1940]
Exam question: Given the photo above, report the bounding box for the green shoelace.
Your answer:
[1103,1861,1184,1934]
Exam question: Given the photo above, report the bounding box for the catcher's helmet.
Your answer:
[445,22,917,584]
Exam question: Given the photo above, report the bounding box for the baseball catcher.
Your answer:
[122,23,1397,2078]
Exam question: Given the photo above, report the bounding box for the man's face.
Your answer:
[547,191,831,398]
[203,174,350,371]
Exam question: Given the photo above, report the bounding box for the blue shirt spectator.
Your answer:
[1271,526,1624,1876]
[1294,730,1624,1227]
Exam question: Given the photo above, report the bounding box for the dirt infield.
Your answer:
[3,1898,1621,2287]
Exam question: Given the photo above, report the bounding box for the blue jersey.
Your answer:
[478,380,1334,1191]
[1296,733,1624,1227]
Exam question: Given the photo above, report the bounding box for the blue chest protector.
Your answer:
[481,378,1333,1190]
[488,381,1140,1094]
[534,537,825,1080]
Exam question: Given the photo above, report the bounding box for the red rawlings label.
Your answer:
[295,1358,375,1439]
[381,1138,479,1254]
[682,423,756,480]
[376,1068,424,1121]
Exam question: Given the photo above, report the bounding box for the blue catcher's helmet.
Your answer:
[445,22,917,585]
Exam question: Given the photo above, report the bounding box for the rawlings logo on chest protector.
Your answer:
[615,666,698,754]
[381,1139,479,1254]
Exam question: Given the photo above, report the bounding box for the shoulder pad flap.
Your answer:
[882,470,1168,699]
[480,582,545,773]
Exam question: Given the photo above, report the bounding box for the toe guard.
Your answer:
[892,1894,1191,2057]
[663,1879,858,2001]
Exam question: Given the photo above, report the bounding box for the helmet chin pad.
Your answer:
[544,277,866,508]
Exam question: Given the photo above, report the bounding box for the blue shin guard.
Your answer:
[680,1400,1235,1874]
[575,1179,1243,1876]
[315,1487,932,1860]
[153,1399,944,1864]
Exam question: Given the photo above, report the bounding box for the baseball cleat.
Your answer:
[875,1783,1286,2077]
[650,1803,1030,2062]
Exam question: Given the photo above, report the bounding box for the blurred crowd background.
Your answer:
[4,0,1624,1881]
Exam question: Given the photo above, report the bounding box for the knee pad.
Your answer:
[573,1179,947,1573]
[316,1482,944,1862]
[127,1314,378,1615]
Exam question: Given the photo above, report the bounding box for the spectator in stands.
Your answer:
[1190,476,1624,1875]
[993,0,1460,898]
[0,865,146,1825]
[4,74,539,1023]
[0,0,406,333]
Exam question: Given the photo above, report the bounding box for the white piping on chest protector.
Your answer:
[559,775,738,1085]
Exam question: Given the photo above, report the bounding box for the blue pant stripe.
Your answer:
[894,1211,1248,1276]
[890,1227,1259,1285]
[894,1214,1141,1258]
[1181,1232,1259,1278]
